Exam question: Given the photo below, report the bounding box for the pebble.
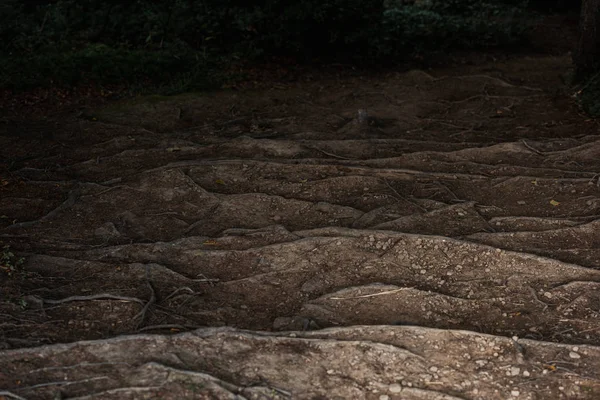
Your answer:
[511,390,520,397]
[389,384,402,393]
[379,396,390,400]
[569,351,581,359]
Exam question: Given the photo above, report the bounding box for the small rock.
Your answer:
[379,396,390,400]
[523,370,530,377]
[389,383,402,393]
[569,351,581,359]
[510,367,520,376]
[511,390,520,397]
[94,222,121,240]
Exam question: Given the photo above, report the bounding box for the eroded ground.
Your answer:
[2,54,600,399]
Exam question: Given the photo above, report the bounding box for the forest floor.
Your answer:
[3,15,600,400]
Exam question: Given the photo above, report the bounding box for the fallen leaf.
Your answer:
[215,179,225,185]
[550,200,560,206]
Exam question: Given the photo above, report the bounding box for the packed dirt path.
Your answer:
[3,54,600,399]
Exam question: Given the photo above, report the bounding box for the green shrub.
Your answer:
[379,0,530,56]
[0,0,534,91]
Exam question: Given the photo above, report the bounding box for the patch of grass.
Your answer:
[1,245,25,277]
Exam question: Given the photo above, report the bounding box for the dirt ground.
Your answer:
[4,16,600,399]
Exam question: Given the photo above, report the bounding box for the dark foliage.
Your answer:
[1,0,533,91]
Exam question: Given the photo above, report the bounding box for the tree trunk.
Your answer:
[575,0,600,79]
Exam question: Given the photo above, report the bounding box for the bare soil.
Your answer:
[3,32,600,399]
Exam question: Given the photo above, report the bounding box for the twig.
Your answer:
[164,287,195,302]
[330,287,413,300]
[72,386,166,398]
[40,294,145,305]
[193,278,220,284]
[383,179,427,212]
[304,145,353,160]
[436,74,543,92]
[528,286,549,312]
[136,324,202,332]
[133,265,156,329]
[39,10,49,33]
[17,376,109,391]
[521,140,546,156]
[86,185,128,197]
[29,362,131,374]
[435,181,465,202]
[0,392,27,400]
[246,379,292,397]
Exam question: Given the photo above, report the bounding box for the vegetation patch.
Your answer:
[576,72,600,117]
[0,245,25,278]
[0,0,534,92]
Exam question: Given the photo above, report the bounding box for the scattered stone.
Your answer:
[389,384,402,393]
